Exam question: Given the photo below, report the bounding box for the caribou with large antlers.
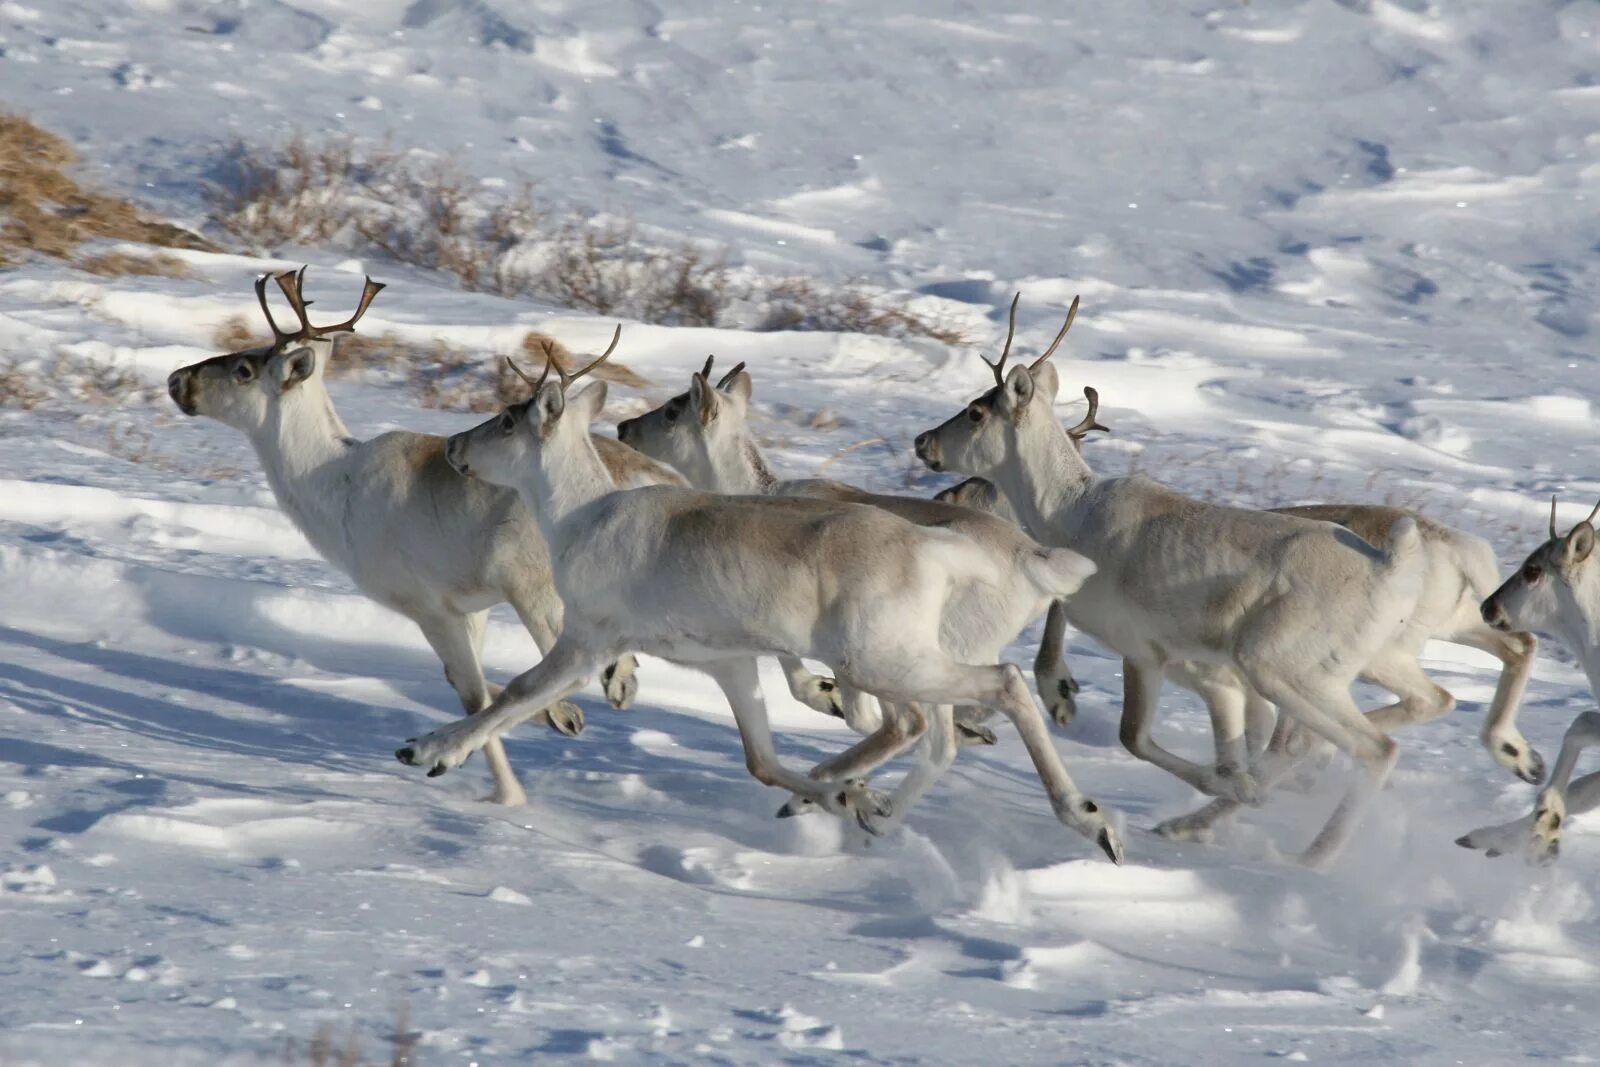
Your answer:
[167,268,684,805]
[915,294,1430,867]
[395,330,1121,861]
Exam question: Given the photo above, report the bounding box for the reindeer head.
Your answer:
[445,326,621,487]
[932,476,1017,523]
[616,355,751,486]
[167,268,383,432]
[1482,497,1600,639]
[913,294,1104,476]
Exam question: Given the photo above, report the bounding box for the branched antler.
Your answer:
[507,325,623,395]
[259,266,385,346]
[1066,385,1109,442]
[980,293,1020,387]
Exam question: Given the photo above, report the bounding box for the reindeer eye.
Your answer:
[1523,562,1543,582]
[233,361,256,383]
[968,403,985,423]
[499,412,515,434]
[665,398,683,423]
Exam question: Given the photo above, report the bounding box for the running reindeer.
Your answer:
[615,354,1093,824]
[940,440,1543,827]
[1460,497,1600,864]
[166,269,684,805]
[394,333,1120,861]
[915,296,1428,867]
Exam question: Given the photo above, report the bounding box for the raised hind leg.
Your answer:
[779,655,848,720]
[415,610,532,806]
[1244,669,1399,870]
[1120,659,1259,803]
[398,633,605,780]
[1359,650,1455,734]
[847,657,1121,862]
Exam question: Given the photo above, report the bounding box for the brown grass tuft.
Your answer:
[519,330,650,388]
[0,362,50,409]
[212,314,260,352]
[0,113,214,266]
[76,249,193,278]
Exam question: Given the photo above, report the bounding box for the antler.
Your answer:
[716,361,747,390]
[507,324,623,397]
[979,293,1020,387]
[1552,495,1560,541]
[268,267,386,343]
[1066,386,1109,441]
[700,354,716,380]
[254,272,298,347]
[1030,295,1080,369]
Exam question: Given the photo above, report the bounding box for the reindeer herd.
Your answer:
[165,269,1600,871]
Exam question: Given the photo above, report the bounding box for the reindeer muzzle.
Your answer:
[914,431,942,471]
[167,370,197,416]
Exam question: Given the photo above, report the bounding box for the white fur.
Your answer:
[916,348,1426,867]
[397,364,1121,862]
[617,364,1083,824]
[166,274,681,804]
[1460,515,1600,863]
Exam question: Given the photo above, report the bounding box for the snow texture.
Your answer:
[4,1,1600,1063]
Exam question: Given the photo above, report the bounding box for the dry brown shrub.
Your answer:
[0,361,49,409]
[213,314,259,351]
[0,113,213,265]
[355,165,541,295]
[757,277,970,343]
[209,133,377,253]
[208,132,541,294]
[536,217,736,328]
[282,1008,418,1066]
[76,249,193,278]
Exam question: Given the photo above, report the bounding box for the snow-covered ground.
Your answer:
[5,1,1600,1063]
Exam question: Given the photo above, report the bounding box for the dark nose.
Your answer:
[167,370,194,415]
[1481,598,1508,631]
[617,416,637,444]
[914,431,939,469]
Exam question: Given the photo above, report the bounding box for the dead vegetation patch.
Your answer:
[756,277,971,343]
[0,353,157,411]
[76,249,193,278]
[205,133,968,342]
[0,113,213,267]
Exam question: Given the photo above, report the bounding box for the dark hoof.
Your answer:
[396,747,417,765]
[776,801,798,818]
[1454,834,1474,849]
[1098,828,1123,865]
[956,722,998,746]
[427,764,447,778]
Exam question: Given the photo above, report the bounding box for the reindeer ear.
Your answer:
[271,346,317,391]
[1031,361,1061,404]
[1565,524,1596,566]
[536,381,566,423]
[1003,364,1034,417]
[690,373,717,425]
[567,380,608,425]
[722,370,752,403]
